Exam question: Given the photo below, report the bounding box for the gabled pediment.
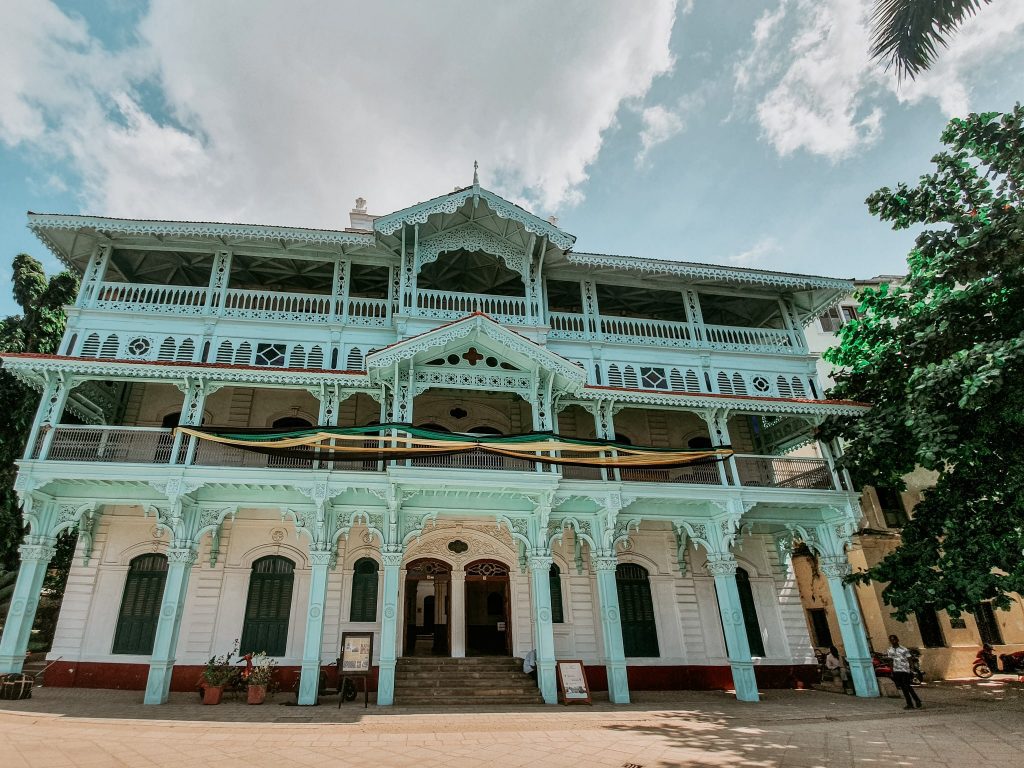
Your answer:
[365,313,585,393]
[373,185,575,252]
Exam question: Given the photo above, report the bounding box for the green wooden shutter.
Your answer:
[350,558,379,622]
[615,563,659,657]
[112,554,168,655]
[736,568,766,657]
[549,564,564,624]
[240,556,295,656]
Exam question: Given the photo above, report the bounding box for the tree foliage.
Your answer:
[0,254,78,569]
[870,0,992,81]
[823,106,1024,619]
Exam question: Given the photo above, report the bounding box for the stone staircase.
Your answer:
[394,656,543,706]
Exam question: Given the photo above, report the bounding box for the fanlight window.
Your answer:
[240,556,295,656]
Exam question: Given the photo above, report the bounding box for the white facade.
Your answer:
[0,182,881,704]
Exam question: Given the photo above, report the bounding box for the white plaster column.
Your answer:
[297,549,332,705]
[592,554,630,704]
[144,546,198,705]
[0,539,57,673]
[821,555,879,697]
[527,555,558,704]
[450,568,466,658]
[707,553,759,702]
[75,244,110,308]
[376,550,403,706]
[25,371,71,460]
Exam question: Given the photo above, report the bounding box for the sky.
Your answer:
[2,0,1023,316]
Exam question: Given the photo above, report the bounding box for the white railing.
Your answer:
[346,297,390,326]
[548,312,590,338]
[221,288,334,322]
[409,450,533,472]
[599,315,694,346]
[618,464,724,485]
[702,324,794,350]
[93,283,207,314]
[415,290,527,323]
[40,426,175,463]
[734,454,835,490]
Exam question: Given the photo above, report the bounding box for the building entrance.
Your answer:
[404,558,451,656]
[464,560,511,656]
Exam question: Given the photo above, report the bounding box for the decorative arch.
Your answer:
[117,539,169,566]
[614,550,664,577]
[238,542,309,570]
[418,224,527,275]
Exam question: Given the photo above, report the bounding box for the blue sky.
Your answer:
[2,0,1023,316]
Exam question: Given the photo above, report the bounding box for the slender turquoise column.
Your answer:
[298,550,332,705]
[0,541,57,673]
[708,554,759,702]
[527,555,558,704]
[144,546,197,705]
[593,554,630,704]
[376,551,403,706]
[822,556,879,697]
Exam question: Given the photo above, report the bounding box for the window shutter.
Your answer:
[615,563,660,657]
[736,568,766,656]
[350,558,379,622]
[112,554,168,655]
[240,556,295,656]
[549,564,564,624]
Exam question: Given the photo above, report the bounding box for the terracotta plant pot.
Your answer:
[203,685,224,705]
[247,684,267,705]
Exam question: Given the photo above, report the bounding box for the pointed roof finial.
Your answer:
[473,160,479,186]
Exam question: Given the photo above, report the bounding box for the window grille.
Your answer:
[254,343,286,367]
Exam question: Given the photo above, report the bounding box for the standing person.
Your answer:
[887,634,922,710]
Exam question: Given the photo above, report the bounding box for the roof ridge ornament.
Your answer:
[473,160,479,186]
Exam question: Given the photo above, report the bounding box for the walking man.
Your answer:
[887,634,922,710]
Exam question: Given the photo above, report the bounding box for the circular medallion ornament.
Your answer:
[309,605,323,619]
[161,604,176,619]
[539,608,551,623]
[383,605,395,619]
[271,528,287,543]
[447,540,469,554]
[607,608,619,622]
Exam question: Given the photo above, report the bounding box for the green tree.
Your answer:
[870,0,993,81]
[0,254,78,569]
[823,106,1024,618]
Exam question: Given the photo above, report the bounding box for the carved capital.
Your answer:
[167,548,199,566]
[527,555,553,572]
[705,554,737,577]
[309,550,334,567]
[591,554,618,572]
[18,543,57,563]
[820,556,853,579]
[381,551,404,568]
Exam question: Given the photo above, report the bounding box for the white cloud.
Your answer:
[636,105,685,165]
[733,0,1024,160]
[2,0,680,225]
[722,236,780,267]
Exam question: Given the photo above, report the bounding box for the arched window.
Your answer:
[615,563,659,657]
[549,563,565,624]
[350,558,379,622]
[240,556,295,656]
[736,568,765,657]
[112,554,168,655]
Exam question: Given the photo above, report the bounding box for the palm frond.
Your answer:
[870,0,992,81]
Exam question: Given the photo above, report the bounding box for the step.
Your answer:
[396,670,530,680]
[395,695,544,706]
[394,686,541,696]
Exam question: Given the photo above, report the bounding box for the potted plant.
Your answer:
[246,651,276,704]
[201,641,238,705]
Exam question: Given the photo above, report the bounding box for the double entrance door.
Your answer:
[403,558,511,657]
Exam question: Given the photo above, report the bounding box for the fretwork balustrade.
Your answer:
[414,289,527,323]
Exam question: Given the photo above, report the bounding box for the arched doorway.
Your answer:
[464,559,511,656]
[404,558,452,656]
[269,415,312,467]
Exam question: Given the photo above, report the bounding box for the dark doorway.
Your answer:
[404,558,451,656]
[465,560,511,656]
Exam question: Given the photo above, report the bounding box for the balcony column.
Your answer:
[707,552,759,702]
[701,409,737,486]
[592,552,630,703]
[75,244,111,308]
[171,378,213,465]
[777,298,807,353]
[408,224,420,316]
[0,525,57,673]
[816,437,844,490]
[682,287,705,343]
[297,548,333,705]
[450,568,466,658]
[204,250,232,315]
[581,280,601,341]
[376,549,404,705]
[25,371,72,461]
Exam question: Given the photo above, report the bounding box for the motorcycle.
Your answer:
[974,645,1024,678]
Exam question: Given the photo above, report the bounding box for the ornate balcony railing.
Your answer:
[93,283,207,314]
[702,324,795,352]
[345,297,390,326]
[221,288,334,322]
[733,454,835,490]
[32,428,838,491]
[548,311,590,337]
[415,289,527,323]
[599,315,694,346]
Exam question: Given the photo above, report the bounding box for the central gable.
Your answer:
[365,313,584,394]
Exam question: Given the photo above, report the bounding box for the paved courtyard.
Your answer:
[1,679,1022,767]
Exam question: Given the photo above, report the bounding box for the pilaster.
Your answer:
[298,549,333,705]
[820,555,879,698]
[592,553,630,704]
[144,545,198,704]
[450,569,467,658]
[376,550,404,706]
[527,554,557,704]
[706,553,759,702]
[0,539,58,673]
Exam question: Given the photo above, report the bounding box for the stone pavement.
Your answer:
[0,678,1022,767]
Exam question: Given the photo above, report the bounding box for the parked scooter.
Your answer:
[974,645,1024,677]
